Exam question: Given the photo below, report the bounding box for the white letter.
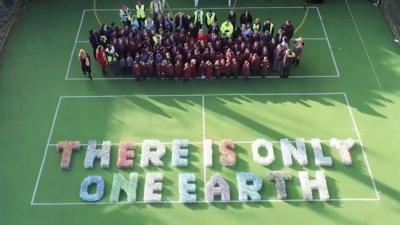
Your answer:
[144,172,163,202]
[236,172,262,201]
[79,176,104,202]
[140,140,166,167]
[205,173,230,202]
[109,173,138,203]
[299,171,329,201]
[281,138,308,166]
[171,139,189,167]
[84,140,111,169]
[268,171,292,200]
[179,173,196,203]
[251,139,275,166]
[330,138,355,165]
[203,139,213,167]
[311,139,332,166]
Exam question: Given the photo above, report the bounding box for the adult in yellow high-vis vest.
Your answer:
[262,18,275,36]
[205,10,217,31]
[194,8,204,30]
[220,20,234,38]
[135,0,146,29]
[150,0,164,17]
[253,18,261,33]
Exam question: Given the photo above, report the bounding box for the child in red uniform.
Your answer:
[182,62,191,81]
[146,60,155,78]
[231,58,239,78]
[198,60,206,78]
[175,60,183,79]
[202,48,211,62]
[225,48,234,62]
[260,56,270,78]
[243,48,251,62]
[132,61,143,81]
[190,59,197,78]
[205,60,213,80]
[161,60,168,78]
[236,51,243,68]
[220,59,226,77]
[224,59,232,78]
[214,60,221,80]
[175,52,184,63]
[251,53,261,75]
[166,61,174,79]
[140,61,147,79]
[242,60,250,81]
[96,46,107,75]
[155,62,162,80]
[194,49,202,63]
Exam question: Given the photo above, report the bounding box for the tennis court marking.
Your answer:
[31,92,379,206]
[65,6,340,80]
[344,0,383,92]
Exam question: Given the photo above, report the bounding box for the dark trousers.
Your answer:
[81,66,93,80]
[123,20,131,27]
[138,17,145,29]
[295,59,300,66]
[281,63,290,78]
[195,22,203,30]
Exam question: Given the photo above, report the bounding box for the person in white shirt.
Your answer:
[119,4,131,27]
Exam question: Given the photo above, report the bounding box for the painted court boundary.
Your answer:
[31,92,379,206]
[65,6,340,80]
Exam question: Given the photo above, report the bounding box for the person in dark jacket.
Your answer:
[261,30,273,44]
[89,30,100,58]
[281,20,294,41]
[274,28,284,44]
[240,10,253,26]
[227,10,237,28]
[154,14,165,31]
[281,49,296,78]
[262,18,275,36]
[175,12,188,31]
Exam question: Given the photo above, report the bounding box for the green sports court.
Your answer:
[0,0,399,225]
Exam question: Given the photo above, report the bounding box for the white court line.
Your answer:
[343,93,380,200]
[302,37,328,40]
[344,0,383,91]
[202,96,207,189]
[47,139,360,147]
[31,97,63,205]
[316,7,340,77]
[60,92,346,98]
[65,10,86,80]
[83,6,319,12]
[344,1,399,187]
[32,197,380,206]
[66,75,339,80]
[76,40,89,43]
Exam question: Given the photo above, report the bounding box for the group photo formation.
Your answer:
[80,0,304,80]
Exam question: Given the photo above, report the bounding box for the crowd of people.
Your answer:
[78,0,305,81]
